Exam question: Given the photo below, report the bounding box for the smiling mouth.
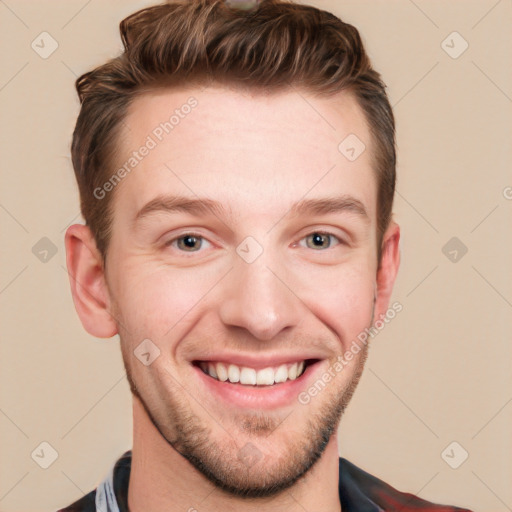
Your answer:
[193,359,318,387]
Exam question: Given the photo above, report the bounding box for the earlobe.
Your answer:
[64,224,118,338]
[374,221,401,321]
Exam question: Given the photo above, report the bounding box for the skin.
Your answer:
[65,85,400,512]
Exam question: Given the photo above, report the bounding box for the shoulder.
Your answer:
[56,450,131,512]
[339,457,473,512]
[56,489,96,512]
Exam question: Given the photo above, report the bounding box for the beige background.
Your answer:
[0,1,510,511]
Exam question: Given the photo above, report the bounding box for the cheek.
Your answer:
[110,260,218,343]
[299,262,375,352]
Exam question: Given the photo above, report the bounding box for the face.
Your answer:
[82,85,398,498]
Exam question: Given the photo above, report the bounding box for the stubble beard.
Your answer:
[121,340,369,499]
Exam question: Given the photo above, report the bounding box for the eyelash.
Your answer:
[164,231,344,253]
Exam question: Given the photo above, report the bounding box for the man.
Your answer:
[60,0,473,510]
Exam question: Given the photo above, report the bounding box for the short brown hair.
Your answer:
[71,0,396,262]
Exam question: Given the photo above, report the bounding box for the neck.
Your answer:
[127,398,342,512]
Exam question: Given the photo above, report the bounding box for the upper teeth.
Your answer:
[199,361,306,386]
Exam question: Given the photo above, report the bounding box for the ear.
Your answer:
[373,221,400,321]
[64,224,118,338]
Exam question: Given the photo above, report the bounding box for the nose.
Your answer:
[218,252,303,341]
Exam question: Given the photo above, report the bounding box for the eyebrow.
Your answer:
[290,196,369,221]
[134,194,369,223]
[135,195,228,222]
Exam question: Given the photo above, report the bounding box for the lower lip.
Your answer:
[192,360,323,410]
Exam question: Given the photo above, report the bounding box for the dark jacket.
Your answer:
[58,450,473,512]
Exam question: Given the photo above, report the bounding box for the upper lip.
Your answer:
[192,352,325,370]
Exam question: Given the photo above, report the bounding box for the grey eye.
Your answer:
[176,235,204,252]
[304,232,335,250]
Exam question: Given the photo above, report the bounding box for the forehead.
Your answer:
[112,85,376,224]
